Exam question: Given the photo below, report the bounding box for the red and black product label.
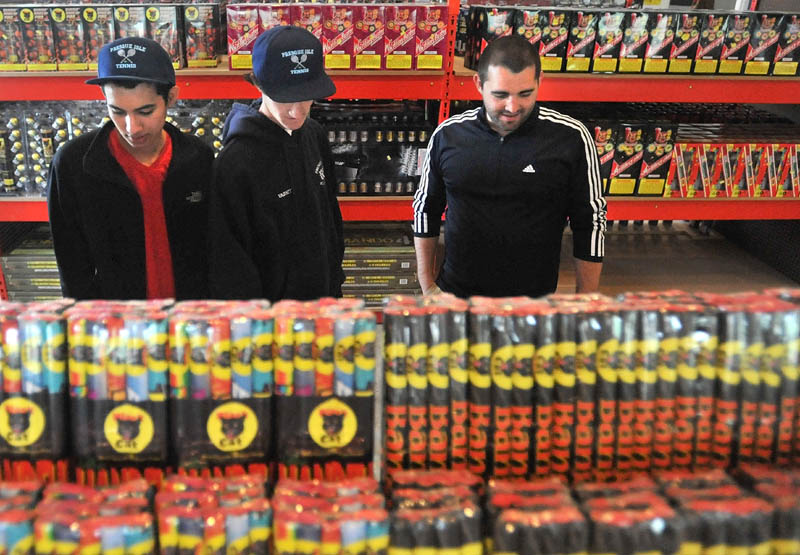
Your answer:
[637,125,676,196]
[468,306,492,477]
[744,13,783,74]
[616,309,638,474]
[778,310,799,466]
[644,12,675,73]
[426,306,450,470]
[653,308,681,470]
[737,309,766,466]
[551,308,577,477]
[714,308,745,469]
[514,9,543,51]
[608,123,646,196]
[50,7,87,70]
[619,11,650,73]
[574,309,600,481]
[566,11,597,72]
[593,11,625,73]
[490,312,514,478]
[509,308,535,479]
[773,14,800,76]
[669,12,701,73]
[694,13,726,73]
[594,123,617,193]
[406,309,428,470]
[18,7,56,70]
[384,309,409,472]
[719,12,753,74]
[693,309,719,468]
[447,305,469,471]
[595,309,620,476]
[533,309,556,477]
[673,307,700,469]
[539,10,570,72]
[756,306,785,465]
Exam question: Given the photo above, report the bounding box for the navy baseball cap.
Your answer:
[252,26,336,103]
[86,37,175,87]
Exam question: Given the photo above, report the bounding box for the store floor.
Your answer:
[556,221,799,296]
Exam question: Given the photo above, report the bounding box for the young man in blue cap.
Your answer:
[47,37,213,300]
[208,25,344,301]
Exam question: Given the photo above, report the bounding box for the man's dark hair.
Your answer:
[101,80,173,103]
[477,35,541,84]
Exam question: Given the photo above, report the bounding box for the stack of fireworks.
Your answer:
[66,299,174,480]
[384,289,800,481]
[157,474,271,555]
[0,481,41,555]
[0,300,72,481]
[267,298,377,481]
[388,470,482,555]
[272,477,388,555]
[167,299,272,473]
[33,479,155,554]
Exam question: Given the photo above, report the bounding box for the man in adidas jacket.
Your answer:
[413,35,607,298]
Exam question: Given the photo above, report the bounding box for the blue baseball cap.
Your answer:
[252,26,336,103]
[86,37,175,87]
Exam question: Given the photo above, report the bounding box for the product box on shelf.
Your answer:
[643,11,675,73]
[353,5,384,70]
[592,122,616,193]
[702,143,728,198]
[259,3,291,34]
[669,12,700,73]
[292,4,323,41]
[146,5,182,69]
[322,4,354,70]
[19,6,57,71]
[724,143,751,197]
[82,6,115,70]
[514,8,543,52]
[415,5,447,70]
[694,12,725,74]
[227,4,259,70]
[772,14,800,76]
[50,6,88,71]
[566,10,597,72]
[719,12,752,75]
[465,6,513,70]
[0,7,25,71]
[744,13,782,75]
[113,5,146,40]
[636,124,675,196]
[675,143,707,198]
[384,5,415,70]
[770,143,798,197]
[593,10,624,73]
[539,9,570,72]
[619,11,650,73]
[663,149,680,197]
[607,123,645,195]
[183,4,219,69]
[455,5,468,57]
[747,143,774,197]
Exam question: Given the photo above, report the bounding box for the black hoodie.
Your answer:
[209,100,344,301]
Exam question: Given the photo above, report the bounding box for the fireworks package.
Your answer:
[694,12,726,74]
[465,7,513,71]
[514,8,544,55]
[113,6,147,41]
[168,303,273,469]
[492,506,588,555]
[747,143,774,198]
[227,4,259,70]
[293,4,323,41]
[183,4,219,68]
[593,122,616,192]
[82,6,115,70]
[353,5,384,70]
[0,305,70,462]
[719,12,753,75]
[644,12,676,74]
[50,6,88,71]
[384,5,416,70]
[145,5,182,69]
[674,143,707,198]
[593,11,625,73]
[636,124,676,196]
[17,7,56,72]
[744,13,783,75]
[415,5,447,71]
[607,123,645,195]
[773,14,800,76]
[772,143,799,198]
[323,5,353,70]
[619,11,650,73]
[539,9,570,72]
[669,12,701,73]
[724,143,751,197]
[259,4,292,35]
[566,10,597,72]
[0,7,25,71]
[702,143,729,198]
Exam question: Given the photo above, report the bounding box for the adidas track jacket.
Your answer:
[412,105,606,298]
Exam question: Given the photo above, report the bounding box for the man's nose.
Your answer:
[505,96,519,113]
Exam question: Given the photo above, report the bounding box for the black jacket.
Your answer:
[413,105,607,298]
[208,101,344,301]
[47,121,213,300]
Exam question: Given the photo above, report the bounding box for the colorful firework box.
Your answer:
[415,5,448,71]
[0,7,27,71]
[514,8,544,55]
[322,4,354,70]
[607,123,645,195]
[259,4,292,35]
[82,6,115,70]
[566,10,597,72]
[644,11,675,74]
[694,12,726,74]
[353,5,384,70]
[19,6,56,71]
[773,14,800,76]
[384,5,416,70]
[674,143,708,198]
[619,11,650,73]
[593,10,624,73]
[183,4,219,69]
[636,124,676,196]
[226,4,259,70]
[113,5,146,41]
[464,6,514,71]
[50,6,88,71]
[719,12,753,75]
[592,122,617,193]
[292,4,323,42]
[145,5,182,69]
[744,13,783,75]
[669,12,701,73]
[539,9,570,72]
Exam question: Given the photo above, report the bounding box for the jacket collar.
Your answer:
[478,103,540,138]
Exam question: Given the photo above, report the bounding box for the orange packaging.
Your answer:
[675,143,707,198]
[353,5,384,70]
[292,4,323,41]
[227,4,259,70]
[663,149,681,198]
[259,4,292,34]
[415,5,448,70]
[771,144,798,197]
[322,4,354,70]
[724,143,751,197]
[747,143,774,197]
[702,143,728,198]
[384,5,416,70]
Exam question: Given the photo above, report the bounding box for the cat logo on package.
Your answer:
[51,8,66,23]
[115,8,129,23]
[308,398,357,449]
[146,7,159,23]
[104,404,154,454]
[207,402,258,452]
[0,398,45,447]
[83,8,96,23]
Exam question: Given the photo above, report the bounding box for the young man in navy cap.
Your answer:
[208,25,344,301]
[47,37,213,300]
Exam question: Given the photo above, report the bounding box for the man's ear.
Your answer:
[167,85,179,107]
[473,73,482,94]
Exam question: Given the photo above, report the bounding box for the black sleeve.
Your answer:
[318,128,345,295]
[413,129,446,238]
[567,123,607,262]
[207,148,264,300]
[46,146,97,299]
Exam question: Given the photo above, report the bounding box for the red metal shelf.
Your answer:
[4,197,798,223]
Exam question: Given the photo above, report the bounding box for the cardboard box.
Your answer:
[343,273,418,289]
[669,12,700,73]
[514,8,543,51]
[771,143,797,198]
[566,10,597,72]
[455,6,468,57]
[466,7,513,70]
[719,12,752,75]
[146,5,182,69]
[183,4,219,68]
[724,143,750,198]
[619,11,650,73]
[384,5,415,70]
[608,123,645,196]
[0,8,25,71]
[644,12,674,73]
[663,149,681,198]
[675,143,706,198]
[593,122,616,193]
[539,9,570,72]
[702,143,728,198]
[322,4,354,70]
[744,13,782,75]
[415,5,447,70]
[82,6,115,70]
[353,5,384,70]
[114,6,146,40]
[50,6,88,71]
[747,143,773,197]
[227,4,259,70]
[593,11,624,73]
[292,4,323,41]
[772,14,800,76]
[259,4,292,33]
[637,125,675,196]
[19,7,57,71]
[694,12,726,74]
